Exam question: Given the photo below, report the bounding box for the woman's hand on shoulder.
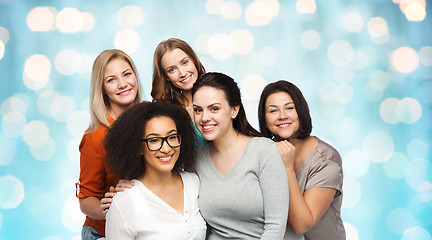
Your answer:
[275,140,295,171]
[100,180,135,215]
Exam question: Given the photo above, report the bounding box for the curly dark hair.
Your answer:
[104,101,197,179]
[258,80,312,140]
[192,72,261,138]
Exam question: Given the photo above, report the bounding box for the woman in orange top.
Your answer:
[76,49,143,239]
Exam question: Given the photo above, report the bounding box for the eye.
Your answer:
[167,68,176,74]
[182,59,189,65]
[193,107,202,114]
[168,134,178,140]
[107,78,115,83]
[210,107,219,112]
[269,109,278,113]
[124,72,132,77]
[147,138,161,144]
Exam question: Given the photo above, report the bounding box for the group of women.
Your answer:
[75,38,346,240]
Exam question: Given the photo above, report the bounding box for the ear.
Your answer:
[231,105,240,119]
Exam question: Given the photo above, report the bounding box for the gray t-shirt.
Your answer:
[284,137,346,240]
[196,137,289,240]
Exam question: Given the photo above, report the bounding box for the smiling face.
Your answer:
[264,91,300,140]
[103,58,138,113]
[193,86,239,141]
[161,48,198,91]
[142,116,180,175]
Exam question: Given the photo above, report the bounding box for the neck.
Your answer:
[109,103,133,119]
[212,126,245,154]
[139,169,178,188]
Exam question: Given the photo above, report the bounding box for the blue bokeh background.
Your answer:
[0,0,431,239]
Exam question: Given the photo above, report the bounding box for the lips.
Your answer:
[201,124,216,133]
[157,154,173,163]
[117,89,132,96]
[276,123,291,128]
[180,75,192,84]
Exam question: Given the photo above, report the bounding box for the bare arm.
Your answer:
[79,196,106,220]
[276,141,336,234]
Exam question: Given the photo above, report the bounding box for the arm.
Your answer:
[259,140,289,240]
[80,197,106,220]
[276,140,338,234]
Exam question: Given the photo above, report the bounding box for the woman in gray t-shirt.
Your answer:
[258,80,346,240]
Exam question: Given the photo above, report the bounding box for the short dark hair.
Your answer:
[192,72,261,138]
[105,102,196,179]
[258,80,312,140]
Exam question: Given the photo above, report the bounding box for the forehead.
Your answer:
[104,58,130,74]
[161,48,189,67]
[144,116,177,135]
[193,86,228,106]
[265,91,293,106]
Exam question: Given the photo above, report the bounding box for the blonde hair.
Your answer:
[151,38,205,106]
[88,49,143,133]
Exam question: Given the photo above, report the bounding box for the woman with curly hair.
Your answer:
[76,49,143,239]
[258,80,346,240]
[104,101,206,239]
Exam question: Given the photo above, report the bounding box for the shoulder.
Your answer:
[314,137,342,166]
[112,179,142,203]
[79,124,108,151]
[248,137,279,155]
[180,171,200,186]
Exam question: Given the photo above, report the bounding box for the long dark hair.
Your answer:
[258,80,312,140]
[192,72,261,137]
[105,102,196,179]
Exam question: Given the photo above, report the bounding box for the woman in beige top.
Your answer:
[258,80,346,240]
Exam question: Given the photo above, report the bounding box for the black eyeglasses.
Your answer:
[141,134,182,151]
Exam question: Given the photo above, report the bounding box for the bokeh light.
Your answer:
[391,47,419,73]
[0,175,25,209]
[27,7,56,32]
[114,29,140,54]
[56,8,83,33]
[117,6,145,29]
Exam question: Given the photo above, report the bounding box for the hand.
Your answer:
[115,179,134,192]
[275,140,296,171]
[101,186,115,215]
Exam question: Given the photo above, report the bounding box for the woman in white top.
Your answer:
[104,101,206,240]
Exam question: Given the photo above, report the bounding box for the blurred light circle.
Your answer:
[391,47,419,73]
[342,176,362,208]
[0,134,16,166]
[335,117,360,146]
[114,29,140,54]
[61,195,86,232]
[396,97,422,124]
[50,96,77,122]
[258,46,278,66]
[31,136,56,161]
[367,17,388,38]
[418,182,432,202]
[0,175,25,209]
[383,152,410,179]
[334,66,354,83]
[221,1,242,19]
[301,30,321,50]
[1,111,27,137]
[405,2,426,21]
[208,33,232,60]
[407,139,429,159]
[237,52,264,75]
[334,83,354,104]
[369,70,389,91]
[27,7,56,32]
[361,46,378,66]
[67,137,82,163]
[405,158,430,192]
[195,34,211,55]
[370,31,389,45]
[419,46,432,66]
[56,8,83,33]
[352,50,369,70]
[387,208,415,234]
[343,221,359,240]
[24,54,51,82]
[117,5,145,29]
[245,0,279,26]
[245,103,259,130]
[206,0,224,15]
[67,111,90,137]
[23,120,50,148]
[362,130,394,163]
[327,40,354,66]
[0,41,4,60]
[37,90,60,116]
[344,12,364,32]
[1,96,27,116]
[364,84,383,102]
[296,0,316,14]
[319,81,337,102]
[78,53,96,74]
[80,12,95,32]
[0,26,10,44]
[55,49,81,75]
[240,74,267,101]
[379,98,400,124]
[343,150,370,177]
[30,192,61,225]
[230,29,254,54]
[402,226,432,240]
[399,0,426,13]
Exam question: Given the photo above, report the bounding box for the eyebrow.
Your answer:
[165,57,189,71]
[144,129,177,139]
[104,68,132,81]
[266,102,294,109]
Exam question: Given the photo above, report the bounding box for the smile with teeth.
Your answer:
[277,123,291,127]
[180,75,191,83]
[202,125,215,132]
[117,89,131,96]
[157,154,173,163]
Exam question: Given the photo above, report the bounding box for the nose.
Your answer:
[201,110,210,122]
[178,66,186,77]
[159,139,171,153]
[279,109,288,119]
[118,77,128,88]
